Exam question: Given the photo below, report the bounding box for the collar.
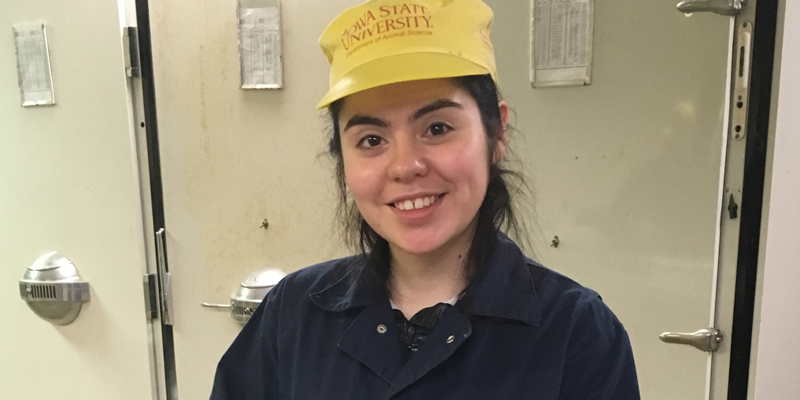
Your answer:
[457,233,540,326]
[308,233,541,327]
[308,254,384,312]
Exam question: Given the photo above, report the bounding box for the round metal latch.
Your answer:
[202,268,287,323]
[19,252,90,325]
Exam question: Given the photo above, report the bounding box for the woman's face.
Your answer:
[339,78,508,258]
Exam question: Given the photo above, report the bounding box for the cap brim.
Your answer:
[316,52,492,109]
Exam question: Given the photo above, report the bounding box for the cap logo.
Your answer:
[341,3,434,56]
[317,0,497,108]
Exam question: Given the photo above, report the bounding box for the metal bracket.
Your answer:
[143,274,158,319]
[155,228,174,325]
[123,26,141,78]
[731,22,753,141]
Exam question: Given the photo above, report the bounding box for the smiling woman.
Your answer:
[332,78,511,316]
[210,1,640,399]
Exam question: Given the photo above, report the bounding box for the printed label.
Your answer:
[341,3,435,57]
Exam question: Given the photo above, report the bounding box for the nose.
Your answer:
[387,136,428,182]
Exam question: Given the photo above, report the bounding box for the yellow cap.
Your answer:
[317,0,497,109]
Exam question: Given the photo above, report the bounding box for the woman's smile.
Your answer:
[389,194,440,211]
[388,193,445,225]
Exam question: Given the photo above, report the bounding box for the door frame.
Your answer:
[129,0,782,399]
[131,0,178,398]
[721,0,779,399]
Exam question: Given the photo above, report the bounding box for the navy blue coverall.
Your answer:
[211,234,640,399]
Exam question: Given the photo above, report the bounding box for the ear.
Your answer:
[493,100,510,163]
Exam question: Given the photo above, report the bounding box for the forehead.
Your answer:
[339,78,474,120]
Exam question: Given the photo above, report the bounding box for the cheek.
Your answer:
[343,156,382,204]
[439,137,491,188]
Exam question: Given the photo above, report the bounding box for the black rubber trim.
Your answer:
[726,0,778,398]
[134,0,178,398]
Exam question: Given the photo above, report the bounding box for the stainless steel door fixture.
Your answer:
[202,268,287,323]
[19,252,90,325]
[677,0,746,16]
[660,328,724,352]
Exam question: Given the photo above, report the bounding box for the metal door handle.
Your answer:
[677,0,746,16]
[659,328,723,352]
[201,302,232,309]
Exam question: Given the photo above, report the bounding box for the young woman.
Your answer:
[211,1,640,399]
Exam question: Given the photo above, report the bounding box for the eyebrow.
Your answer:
[343,115,388,132]
[342,99,463,132]
[410,99,463,122]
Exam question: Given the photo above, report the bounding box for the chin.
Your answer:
[388,232,453,256]
[395,242,443,256]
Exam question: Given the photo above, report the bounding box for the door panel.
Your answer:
[150,0,738,398]
[149,2,351,398]
[0,1,155,399]
[490,2,733,399]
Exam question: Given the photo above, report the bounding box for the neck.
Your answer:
[387,231,473,319]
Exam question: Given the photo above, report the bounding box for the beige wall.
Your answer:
[752,0,800,398]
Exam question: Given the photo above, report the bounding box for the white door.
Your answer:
[146,0,755,398]
[0,1,157,399]
[494,2,753,399]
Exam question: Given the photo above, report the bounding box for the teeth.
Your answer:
[396,196,438,211]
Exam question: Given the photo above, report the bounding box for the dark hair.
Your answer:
[328,74,524,287]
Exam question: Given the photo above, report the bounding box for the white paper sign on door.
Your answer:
[238,5,283,89]
[531,0,593,87]
[13,22,56,106]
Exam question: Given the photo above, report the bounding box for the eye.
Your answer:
[357,134,384,148]
[427,122,453,136]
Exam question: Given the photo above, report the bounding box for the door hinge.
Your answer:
[123,26,141,78]
[143,274,158,319]
[155,228,174,326]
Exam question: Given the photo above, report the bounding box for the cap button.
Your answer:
[377,324,388,334]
